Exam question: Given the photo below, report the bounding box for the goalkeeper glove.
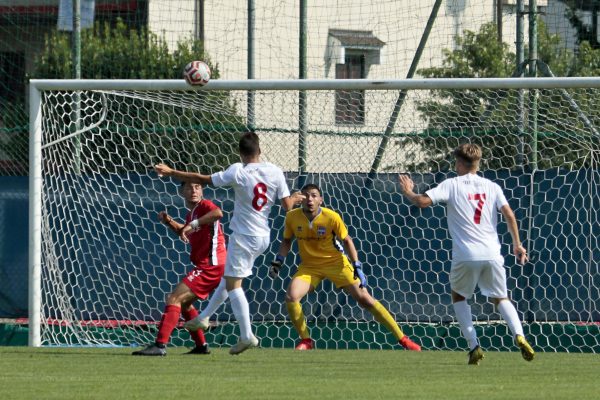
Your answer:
[270,254,285,279]
[352,261,367,288]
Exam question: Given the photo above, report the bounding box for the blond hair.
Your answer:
[453,143,482,167]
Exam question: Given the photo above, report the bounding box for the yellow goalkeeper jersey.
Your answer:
[283,207,348,267]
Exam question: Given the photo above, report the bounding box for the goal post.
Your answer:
[28,82,43,347]
[29,78,600,351]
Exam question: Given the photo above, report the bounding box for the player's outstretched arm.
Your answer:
[398,174,432,208]
[500,205,529,265]
[342,235,367,288]
[270,238,292,279]
[154,163,213,185]
[281,191,306,211]
[158,211,185,235]
[342,235,360,263]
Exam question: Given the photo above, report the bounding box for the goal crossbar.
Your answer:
[29,77,600,92]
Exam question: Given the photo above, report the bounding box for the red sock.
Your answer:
[182,306,206,346]
[156,305,181,345]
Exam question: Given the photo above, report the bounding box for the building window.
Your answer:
[325,29,385,126]
[335,54,365,125]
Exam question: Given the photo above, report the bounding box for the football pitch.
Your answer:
[1,347,599,400]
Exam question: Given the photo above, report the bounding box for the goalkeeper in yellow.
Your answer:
[270,183,421,351]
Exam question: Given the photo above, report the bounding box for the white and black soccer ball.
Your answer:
[183,61,211,86]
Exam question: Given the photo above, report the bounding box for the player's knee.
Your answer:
[491,297,509,306]
[180,300,194,310]
[166,292,182,306]
[285,292,300,303]
[359,299,375,308]
[451,291,466,303]
[356,293,375,308]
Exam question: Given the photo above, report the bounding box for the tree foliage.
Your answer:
[32,20,245,175]
[407,21,599,172]
[33,19,214,80]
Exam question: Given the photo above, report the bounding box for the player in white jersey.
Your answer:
[155,132,304,355]
[398,143,535,365]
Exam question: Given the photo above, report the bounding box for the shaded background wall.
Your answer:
[1,171,598,323]
[0,176,28,317]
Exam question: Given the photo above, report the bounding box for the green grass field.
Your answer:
[1,346,598,400]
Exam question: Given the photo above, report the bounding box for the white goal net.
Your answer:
[29,79,600,352]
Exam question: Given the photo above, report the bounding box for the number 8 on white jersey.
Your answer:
[211,162,291,237]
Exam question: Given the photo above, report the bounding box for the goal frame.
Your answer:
[28,77,600,347]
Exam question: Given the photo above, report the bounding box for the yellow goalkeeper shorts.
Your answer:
[293,257,359,289]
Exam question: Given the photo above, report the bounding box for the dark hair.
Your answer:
[239,132,261,157]
[453,143,482,166]
[301,183,322,196]
[180,181,202,188]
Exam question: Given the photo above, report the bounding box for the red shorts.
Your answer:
[182,264,225,299]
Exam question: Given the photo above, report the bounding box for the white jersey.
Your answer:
[211,162,290,237]
[425,173,508,262]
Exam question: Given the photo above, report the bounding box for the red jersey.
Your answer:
[185,199,227,267]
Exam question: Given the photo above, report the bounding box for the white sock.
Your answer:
[228,287,253,341]
[199,279,228,320]
[497,300,524,338]
[453,300,478,350]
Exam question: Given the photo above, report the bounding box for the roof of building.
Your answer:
[328,29,385,48]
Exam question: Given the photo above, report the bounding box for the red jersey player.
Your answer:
[156,132,305,355]
[132,181,226,356]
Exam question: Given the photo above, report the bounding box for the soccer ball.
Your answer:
[183,61,211,86]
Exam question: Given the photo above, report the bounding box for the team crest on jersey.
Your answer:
[297,226,302,232]
[317,226,326,236]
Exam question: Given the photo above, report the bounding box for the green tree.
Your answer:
[407,21,597,172]
[32,20,245,174]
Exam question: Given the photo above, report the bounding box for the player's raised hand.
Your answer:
[514,244,529,265]
[158,211,170,223]
[290,191,306,205]
[352,261,367,288]
[154,163,173,177]
[178,224,193,243]
[398,174,414,194]
[269,254,285,279]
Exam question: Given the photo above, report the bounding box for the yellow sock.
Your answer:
[286,301,310,339]
[368,301,405,341]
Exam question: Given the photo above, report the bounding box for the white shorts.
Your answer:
[224,233,270,278]
[450,257,508,299]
